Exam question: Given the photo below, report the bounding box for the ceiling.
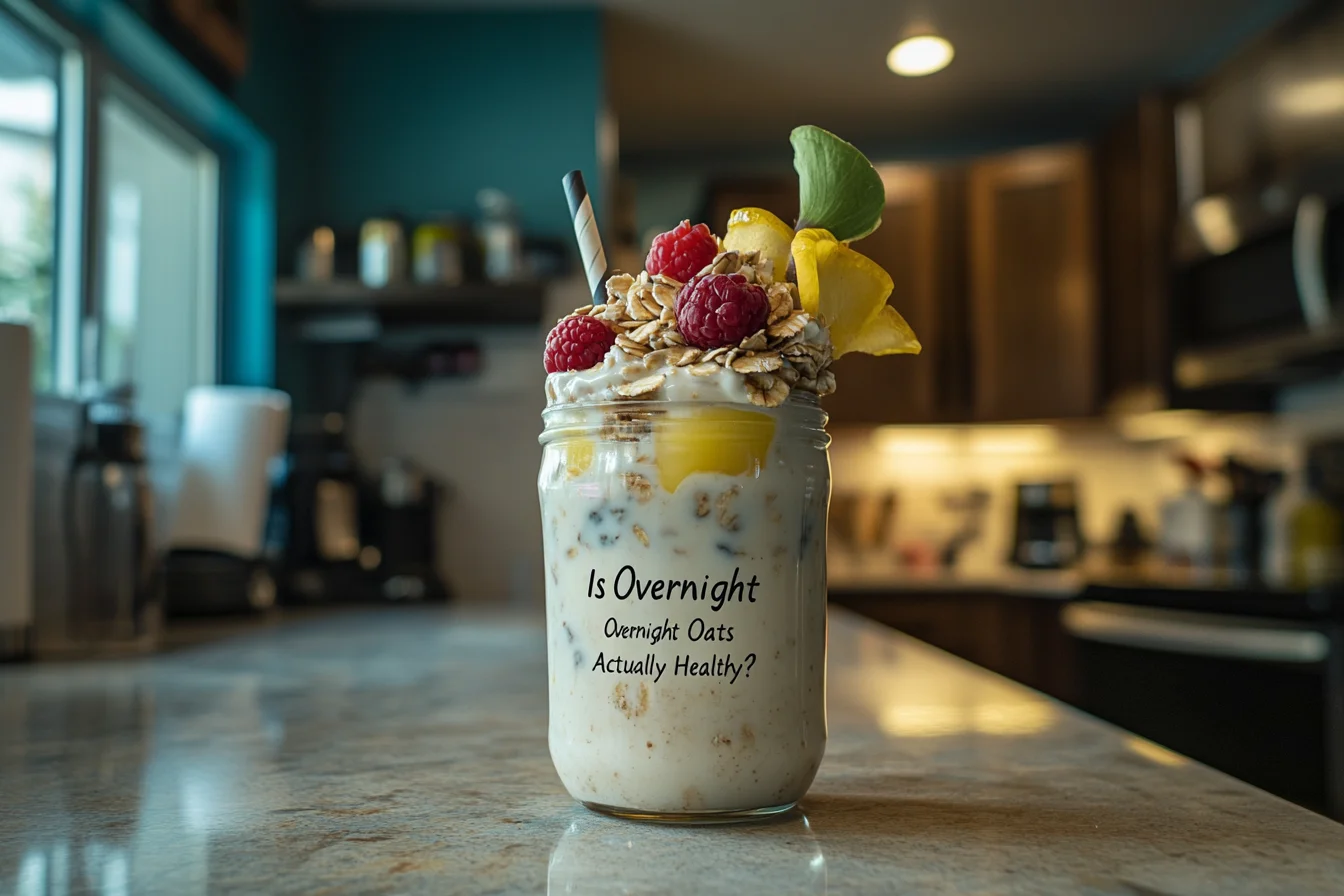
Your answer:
[313,0,1310,159]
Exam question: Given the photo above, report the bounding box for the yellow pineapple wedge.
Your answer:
[723,207,794,282]
[654,407,776,493]
[791,228,921,358]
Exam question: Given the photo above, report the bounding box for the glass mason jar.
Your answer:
[538,397,830,821]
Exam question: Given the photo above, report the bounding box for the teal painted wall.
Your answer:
[234,0,314,265]
[306,8,603,240]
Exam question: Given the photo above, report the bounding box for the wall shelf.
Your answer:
[275,280,547,326]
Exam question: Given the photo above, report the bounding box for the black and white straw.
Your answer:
[562,170,609,305]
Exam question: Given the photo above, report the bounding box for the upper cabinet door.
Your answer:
[968,145,1099,421]
[825,165,945,425]
[703,177,799,236]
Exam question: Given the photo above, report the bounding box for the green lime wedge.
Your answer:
[791,125,885,242]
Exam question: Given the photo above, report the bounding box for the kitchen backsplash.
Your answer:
[346,279,589,604]
[829,384,1344,577]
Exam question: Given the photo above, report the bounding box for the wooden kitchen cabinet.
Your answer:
[1096,96,1177,412]
[704,167,962,425]
[830,589,1078,703]
[968,145,1100,420]
[702,142,1122,424]
[825,165,965,425]
[702,176,798,237]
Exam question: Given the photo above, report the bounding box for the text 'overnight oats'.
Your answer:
[542,126,921,821]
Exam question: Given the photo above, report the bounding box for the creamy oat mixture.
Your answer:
[540,399,828,813]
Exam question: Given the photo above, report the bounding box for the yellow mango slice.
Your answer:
[792,228,919,357]
[843,305,922,357]
[562,438,594,478]
[654,407,776,493]
[723,207,794,282]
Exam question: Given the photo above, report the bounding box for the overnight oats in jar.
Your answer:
[541,127,921,821]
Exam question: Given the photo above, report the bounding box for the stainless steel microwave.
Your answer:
[1171,160,1344,391]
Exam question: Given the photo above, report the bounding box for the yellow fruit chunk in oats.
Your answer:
[654,407,776,493]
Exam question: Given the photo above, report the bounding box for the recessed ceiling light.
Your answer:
[887,34,954,77]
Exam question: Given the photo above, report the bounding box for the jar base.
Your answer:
[581,800,797,825]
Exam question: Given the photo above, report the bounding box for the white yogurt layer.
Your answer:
[546,344,752,406]
[544,320,830,410]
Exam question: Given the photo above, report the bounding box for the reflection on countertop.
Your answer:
[550,812,826,894]
[4,607,1344,894]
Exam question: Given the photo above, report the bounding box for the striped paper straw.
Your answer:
[562,170,609,305]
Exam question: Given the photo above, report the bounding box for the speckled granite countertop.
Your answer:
[3,607,1344,895]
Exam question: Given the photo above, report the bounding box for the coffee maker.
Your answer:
[270,312,453,604]
[270,417,449,604]
[367,457,450,602]
[30,388,160,655]
[1010,480,1084,569]
[272,412,371,604]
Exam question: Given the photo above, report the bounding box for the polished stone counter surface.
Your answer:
[3,607,1344,895]
[827,558,1084,598]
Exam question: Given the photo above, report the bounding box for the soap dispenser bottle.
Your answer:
[1160,454,1215,569]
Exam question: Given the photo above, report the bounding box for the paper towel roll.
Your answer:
[169,386,291,558]
[0,323,34,635]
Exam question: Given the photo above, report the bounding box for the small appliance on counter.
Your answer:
[163,387,291,617]
[1010,480,1084,569]
[270,416,451,605]
[1289,439,1344,589]
[1160,455,1216,569]
[267,411,451,607]
[1221,455,1285,580]
[33,390,162,657]
[273,412,368,604]
[1109,506,1152,568]
[366,457,450,602]
[0,323,34,660]
[31,395,82,654]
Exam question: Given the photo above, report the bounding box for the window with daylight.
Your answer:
[0,0,225,409]
[0,6,59,391]
[96,85,219,420]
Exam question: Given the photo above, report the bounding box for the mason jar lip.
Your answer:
[539,395,830,446]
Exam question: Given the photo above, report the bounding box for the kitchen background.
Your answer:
[5,0,1344,820]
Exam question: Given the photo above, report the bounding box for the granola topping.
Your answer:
[547,250,834,408]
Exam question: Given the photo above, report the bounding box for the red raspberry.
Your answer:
[675,273,770,349]
[544,315,617,373]
[645,221,718,284]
